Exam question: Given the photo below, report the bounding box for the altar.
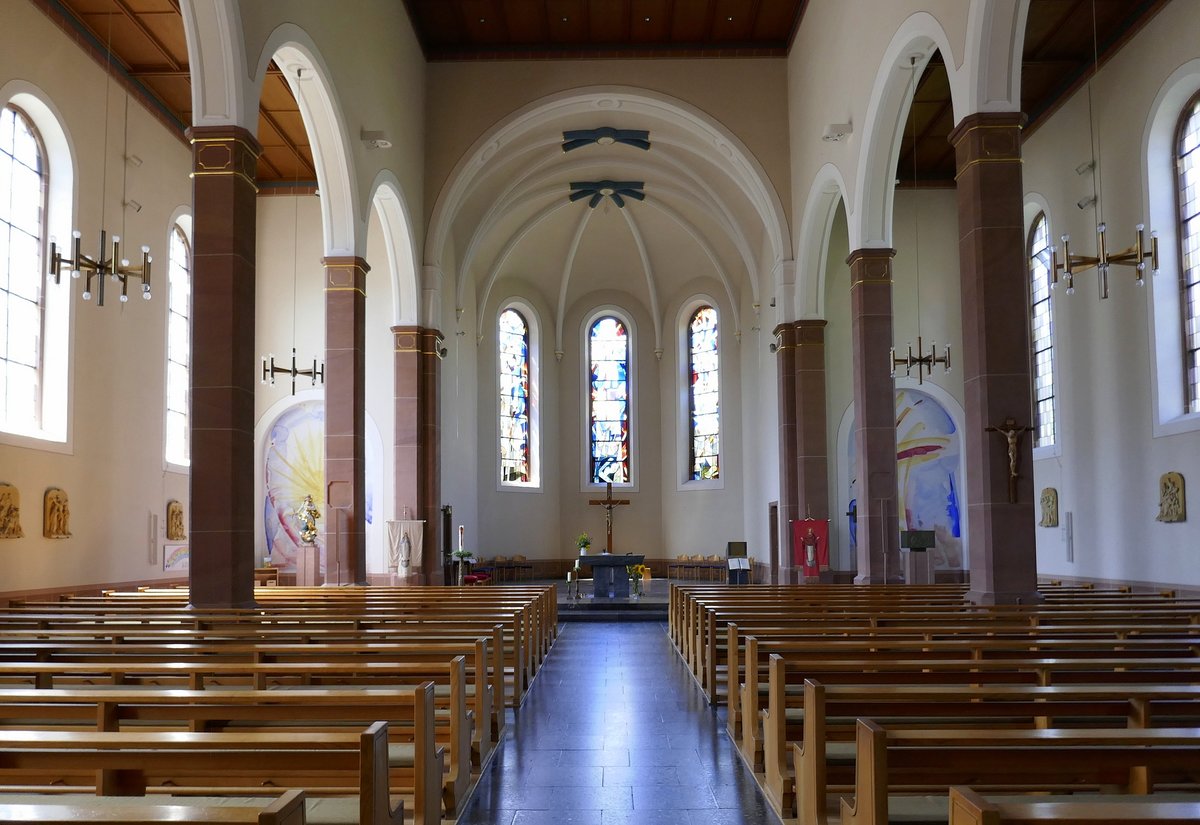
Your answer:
[579,553,645,599]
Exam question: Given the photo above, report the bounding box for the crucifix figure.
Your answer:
[986,417,1035,504]
[588,481,631,553]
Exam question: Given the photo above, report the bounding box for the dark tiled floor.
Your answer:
[457,623,780,825]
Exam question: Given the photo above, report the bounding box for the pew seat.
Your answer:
[0,790,305,825]
[949,786,1200,825]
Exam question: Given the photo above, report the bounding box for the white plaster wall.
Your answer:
[0,2,192,593]
[1025,0,1200,587]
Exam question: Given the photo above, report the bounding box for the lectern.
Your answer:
[579,553,645,598]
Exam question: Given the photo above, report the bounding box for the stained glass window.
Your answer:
[499,308,531,483]
[688,305,720,480]
[1027,213,1056,448]
[0,105,46,432]
[1178,91,1200,413]
[165,226,191,466]
[589,315,629,484]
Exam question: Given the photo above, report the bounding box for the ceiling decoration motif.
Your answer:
[562,127,651,152]
[569,180,646,209]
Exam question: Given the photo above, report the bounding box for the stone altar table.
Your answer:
[579,553,645,599]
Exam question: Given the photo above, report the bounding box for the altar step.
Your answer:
[559,598,667,622]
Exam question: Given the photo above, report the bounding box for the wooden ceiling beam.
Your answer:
[1027,0,1087,61]
[259,106,315,178]
[111,0,183,71]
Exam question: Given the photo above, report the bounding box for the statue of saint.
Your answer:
[294,494,320,544]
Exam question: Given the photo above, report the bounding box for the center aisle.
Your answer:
[458,622,779,825]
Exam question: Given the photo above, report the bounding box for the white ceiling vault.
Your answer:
[423,87,791,355]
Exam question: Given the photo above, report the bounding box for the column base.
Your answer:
[965,588,1042,605]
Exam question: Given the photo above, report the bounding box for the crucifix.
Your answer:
[588,481,631,553]
[986,416,1035,504]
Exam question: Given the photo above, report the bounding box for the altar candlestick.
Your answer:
[458,525,464,552]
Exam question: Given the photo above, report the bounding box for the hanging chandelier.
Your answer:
[1051,0,1159,298]
[47,14,151,306]
[260,183,324,395]
[890,55,950,385]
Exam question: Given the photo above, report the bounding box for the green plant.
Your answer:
[575,532,591,550]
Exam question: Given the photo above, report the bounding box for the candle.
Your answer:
[458,525,464,552]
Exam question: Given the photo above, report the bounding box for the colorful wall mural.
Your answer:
[846,388,964,571]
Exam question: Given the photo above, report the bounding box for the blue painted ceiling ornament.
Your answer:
[561,127,650,152]
[568,180,646,208]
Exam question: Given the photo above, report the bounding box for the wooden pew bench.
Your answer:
[0,686,443,825]
[949,786,1200,825]
[0,724,405,825]
[0,657,469,820]
[0,789,306,825]
[839,723,1200,825]
[738,634,1200,765]
[777,678,1200,824]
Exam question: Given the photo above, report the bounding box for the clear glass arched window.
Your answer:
[1177,91,1200,413]
[688,305,720,479]
[589,315,629,483]
[1028,212,1056,447]
[498,308,531,484]
[164,225,191,466]
[0,105,47,432]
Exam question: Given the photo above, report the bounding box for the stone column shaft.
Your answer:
[950,112,1038,604]
[324,257,369,585]
[774,323,799,583]
[848,248,901,583]
[186,125,261,608]
[393,326,442,583]
[794,319,830,580]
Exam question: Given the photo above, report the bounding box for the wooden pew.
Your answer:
[0,724,405,825]
[949,786,1200,825]
[840,722,1200,825]
[781,678,1200,824]
[0,687,443,825]
[0,657,470,819]
[0,790,306,825]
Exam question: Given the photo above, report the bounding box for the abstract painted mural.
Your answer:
[846,388,964,570]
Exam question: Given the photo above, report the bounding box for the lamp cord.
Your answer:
[100,12,112,242]
[1088,0,1104,227]
[909,56,922,338]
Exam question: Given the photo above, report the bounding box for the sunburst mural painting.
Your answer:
[261,400,379,573]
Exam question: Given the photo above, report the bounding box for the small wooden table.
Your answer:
[579,554,644,599]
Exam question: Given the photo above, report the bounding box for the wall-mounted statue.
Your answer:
[43,488,70,539]
[1156,472,1186,523]
[1038,487,1059,528]
[0,483,23,538]
[166,500,186,541]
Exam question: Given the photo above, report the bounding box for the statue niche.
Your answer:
[43,488,71,539]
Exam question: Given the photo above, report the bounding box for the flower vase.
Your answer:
[632,578,643,598]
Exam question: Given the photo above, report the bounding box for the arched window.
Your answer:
[1178,91,1200,413]
[165,224,191,466]
[688,305,720,480]
[0,105,47,433]
[1028,212,1056,448]
[589,315,629,484]
[498,307,531,484]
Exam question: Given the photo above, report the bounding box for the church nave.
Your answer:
[458,622,776,825]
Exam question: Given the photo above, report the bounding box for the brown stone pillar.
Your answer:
[324,257,369,585]
[847,248,900,583]
[419,329,442,583]
[774,323,799,583]
[794,319,830,580]
[949,112,1038,604]
[392,326,442,584]
[186,126,261,608]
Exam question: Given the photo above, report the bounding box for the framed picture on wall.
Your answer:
[163,544,189,572]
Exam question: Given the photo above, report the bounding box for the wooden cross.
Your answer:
[588,481,631,554]
[986,416,1035,504]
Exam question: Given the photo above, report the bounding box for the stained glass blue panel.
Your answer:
[590,316,629,483]
[499,309,531,483]
[688,306,720,480]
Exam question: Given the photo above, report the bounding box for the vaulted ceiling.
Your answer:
[36,0,1170,187]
